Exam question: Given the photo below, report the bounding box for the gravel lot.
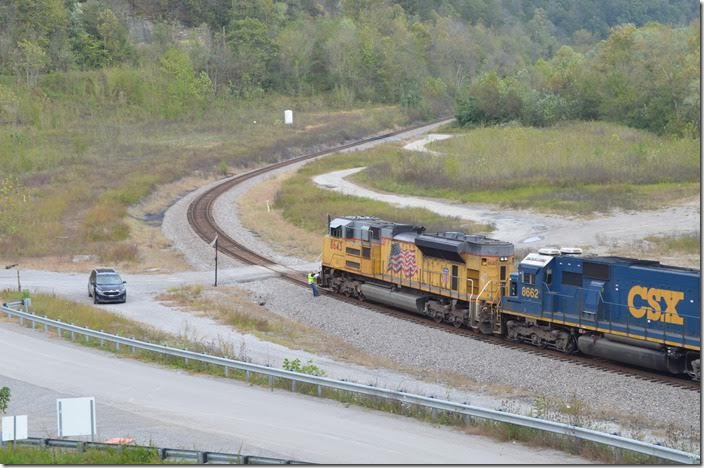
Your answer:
[160,125,700,448]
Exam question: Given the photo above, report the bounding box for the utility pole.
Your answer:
[210,235,219,287]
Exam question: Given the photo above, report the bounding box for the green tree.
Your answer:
[227,17,279,94]
[0,387,10,414]
[13,39,48,87]
[96,9,134,64]
[160,48,213,117]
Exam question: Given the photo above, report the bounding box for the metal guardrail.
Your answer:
[13,437,308,464]
[2,299,700,464]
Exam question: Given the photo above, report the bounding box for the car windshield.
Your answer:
[96,274,122,285]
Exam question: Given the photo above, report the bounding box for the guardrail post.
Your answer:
[131,339,135,353]
[246,370,250,383]
[291,380,297,392]
[224,367,229,377]
[44,322,47,332]
[269,375,273,390]
[19,316,23,326]
[77,441,85,453]
[31,319,35,329]
[317,385,322,397]
[71,331,75,341]
[157,448,166,460]
[197,451,206,464]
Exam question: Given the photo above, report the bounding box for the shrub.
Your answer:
[282,358,326,377]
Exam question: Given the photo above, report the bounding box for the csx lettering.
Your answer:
[330,239,343,251]
[627,286,684,325]
[521,287,539,299]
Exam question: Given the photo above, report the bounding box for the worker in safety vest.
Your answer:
[307,272,320,297]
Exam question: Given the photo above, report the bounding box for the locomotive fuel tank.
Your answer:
[577,334,684,374]
[359,283,427,314]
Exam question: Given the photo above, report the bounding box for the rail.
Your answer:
[1,300,699,464]
[11,437,308,464]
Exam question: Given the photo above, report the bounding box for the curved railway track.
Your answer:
[186,121,700,393]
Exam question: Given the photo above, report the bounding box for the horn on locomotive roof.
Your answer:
[560,247,583,255]
[537,248,561,256]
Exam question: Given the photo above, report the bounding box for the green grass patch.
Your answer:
[644,233,700,256]
[350,121,699,215]
[274,149,493,235]
[0,445,165,464]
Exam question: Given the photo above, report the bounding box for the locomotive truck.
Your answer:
[319,216,701,380]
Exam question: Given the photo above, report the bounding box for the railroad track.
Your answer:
[186,121,700,393]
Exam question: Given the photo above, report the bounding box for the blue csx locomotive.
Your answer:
[503,250,701,380]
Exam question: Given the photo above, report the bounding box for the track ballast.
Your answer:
[185,122,700,393]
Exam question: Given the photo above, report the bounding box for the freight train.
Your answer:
[319,216,701,380]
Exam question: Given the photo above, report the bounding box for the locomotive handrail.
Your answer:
[1,300,699,464]
[477,279,492,300]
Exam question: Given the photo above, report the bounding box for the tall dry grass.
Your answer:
[274,150,493,235]
[0,66,412,261]
[354,121,699,214]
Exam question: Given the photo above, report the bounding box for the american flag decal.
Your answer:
[387,243,418,278]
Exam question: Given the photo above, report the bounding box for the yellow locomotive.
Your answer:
[320,216,515,333]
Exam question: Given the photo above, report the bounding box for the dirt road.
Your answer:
[313,166,699,254]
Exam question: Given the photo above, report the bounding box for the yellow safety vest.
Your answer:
[307,273,316,284]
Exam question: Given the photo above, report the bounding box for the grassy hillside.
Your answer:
[351,121,698,214]
[0,66,412,262]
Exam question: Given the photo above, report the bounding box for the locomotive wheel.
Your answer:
[433,312,443,323]
[531,334,545,348]
[452,317,463,328]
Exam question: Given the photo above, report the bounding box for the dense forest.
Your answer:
[0,0,699,134]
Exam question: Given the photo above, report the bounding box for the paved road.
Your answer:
[0,324,588,464]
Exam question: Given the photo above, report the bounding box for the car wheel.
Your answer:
[122,293,127,304]
[93,290,98,304]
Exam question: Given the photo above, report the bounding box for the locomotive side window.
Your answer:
[346,247,361,256]
[583,262,609,281]
[362,247,371,259]
[345,227,354,238]
[522,272,535,285]
[544,268,552,285]
[330,226,342,238]
[510,281,517,296]
[562,271,582,286]
[370,227,380,240]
